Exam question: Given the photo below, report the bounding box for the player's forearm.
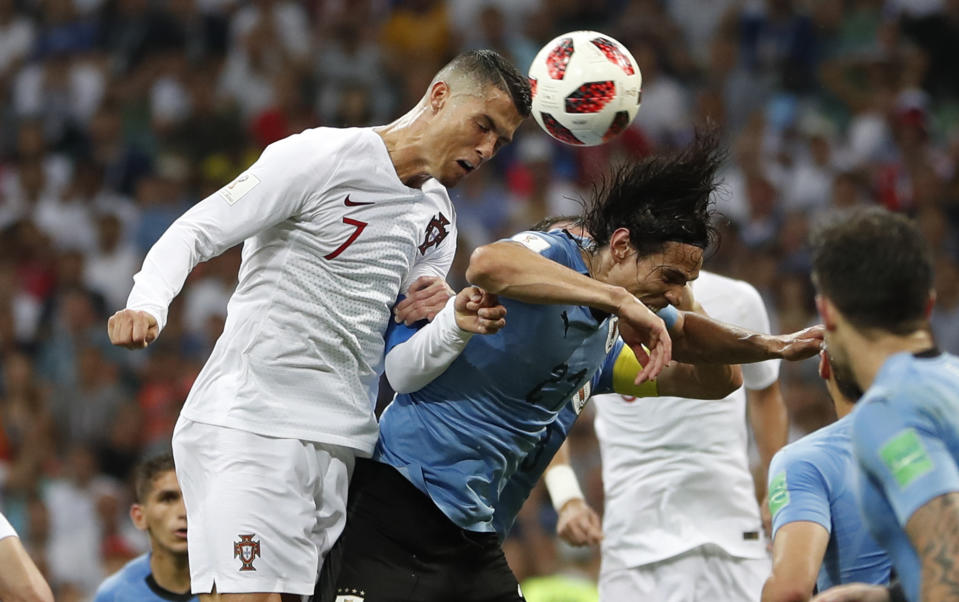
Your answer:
[908,492,959,601]
[670,311,789,364]
[467,242,630,314]
[762,574,813,602]
[659,362,742,400]
[384,298,473,394]
[126,209,234,330]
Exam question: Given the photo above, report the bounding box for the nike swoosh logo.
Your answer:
[344,195,374,207]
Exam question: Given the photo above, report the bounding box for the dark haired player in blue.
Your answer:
[94,454,196,602]
[325,131,824,602]
[809,208,959,602]
[762,348,891,602]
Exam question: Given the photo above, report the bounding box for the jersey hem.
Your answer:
[179,412,376,457]
[603,539,769,569]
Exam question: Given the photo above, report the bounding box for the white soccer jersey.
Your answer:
[594,271,780,569]
[127,127,456,454]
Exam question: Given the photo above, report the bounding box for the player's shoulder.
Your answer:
[262,126,373,165]
[507,230,582,264]
[694,271,766,313]
[775,419,851,476]
[93,554,151,601]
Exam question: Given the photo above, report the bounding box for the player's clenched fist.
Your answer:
[108,309,159,349]
[454,286,506,335]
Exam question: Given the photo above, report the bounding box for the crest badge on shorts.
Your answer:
[233,534,261,571]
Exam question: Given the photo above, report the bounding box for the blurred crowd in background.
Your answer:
[1,0,959,598]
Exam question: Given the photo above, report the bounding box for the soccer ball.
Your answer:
[528,31,642,146]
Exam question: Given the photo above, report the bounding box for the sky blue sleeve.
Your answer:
[501,231,580,267]
[852,394,959,527]
[657,304,679,331]
[768,446,832,538]
[384,294,427,354]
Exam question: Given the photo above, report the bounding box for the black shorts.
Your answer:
[316,458,524,602]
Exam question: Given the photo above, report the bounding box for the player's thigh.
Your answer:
[173,418,351,596]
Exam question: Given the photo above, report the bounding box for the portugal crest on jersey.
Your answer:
[418,212,450,255]
[233,534,260,571]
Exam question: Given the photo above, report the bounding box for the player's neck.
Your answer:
[375,117,431,189]
[835,399,856,419]
[848,327,935,391]
[150,547,191,595]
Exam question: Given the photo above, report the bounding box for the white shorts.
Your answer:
[172,417,355,595]
[600,544,770,602]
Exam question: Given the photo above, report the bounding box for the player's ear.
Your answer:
[609,228,632,262]
[429,81,450,113]
[924,289,936,319]
[818,349,831,381]
[130,504,147,531]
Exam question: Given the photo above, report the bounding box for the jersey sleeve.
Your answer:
[383,297,472,394]
[852,394,959,527]
[403,197,457,290]
[505,230,581,267]
[734,282,781,390]
[126,131,339,332]
[593,338,659,398]
[768,446,832,538]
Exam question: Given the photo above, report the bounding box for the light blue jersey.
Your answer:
[491,344,623,539]
[851,350,959,602]
[377,230,619,533]
[768,415,891,591]
[93,554,197,602]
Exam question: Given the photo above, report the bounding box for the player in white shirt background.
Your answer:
[552,269,788,602]
[106,49,531,602]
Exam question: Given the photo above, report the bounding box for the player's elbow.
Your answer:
[761,575,812,602]
[725,365,744,394]
[466,244,511,294]
[693,365,743,399]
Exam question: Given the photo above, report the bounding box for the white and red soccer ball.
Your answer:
[528,31,643,146]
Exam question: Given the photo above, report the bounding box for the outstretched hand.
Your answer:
[108,309,159,349]
[454,286,506,335]
[616,298,672,384]
[395,276,455,324]
[777,324,825,361]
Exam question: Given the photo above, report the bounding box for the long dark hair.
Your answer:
[582,127,724,256]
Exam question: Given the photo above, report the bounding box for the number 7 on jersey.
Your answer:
[324,217,368,260]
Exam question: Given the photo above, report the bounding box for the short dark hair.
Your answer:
[810,207,933,334]
[530,215,583,232]
[582,127,723,256]
[134,453,176,503]
[439,50,531,118]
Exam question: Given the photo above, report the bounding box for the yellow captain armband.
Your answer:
[611,344,659,397]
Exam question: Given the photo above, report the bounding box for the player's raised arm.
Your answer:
[467,238,672,382]
[109,131,331,349]
[661,308,824,365]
